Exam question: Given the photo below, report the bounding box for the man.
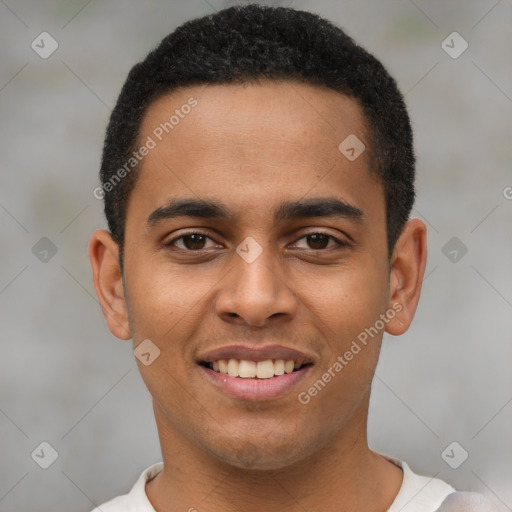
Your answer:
[89,4,493,511]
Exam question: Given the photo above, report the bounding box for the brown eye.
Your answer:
[292,232,347,251]
[182,234,207,250]
[166,232,216,251]
[306,233,330,250]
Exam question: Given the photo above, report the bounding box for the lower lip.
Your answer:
[199,365,312,401]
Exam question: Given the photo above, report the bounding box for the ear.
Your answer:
[385,218,427,336]
[89,229,131,340]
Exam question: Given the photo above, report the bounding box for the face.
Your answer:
[90,81,425,471]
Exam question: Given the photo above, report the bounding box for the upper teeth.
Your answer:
[211,359,299,379]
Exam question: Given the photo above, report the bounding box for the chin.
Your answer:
[200,431,313,471]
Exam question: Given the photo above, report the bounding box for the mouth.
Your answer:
[196,345,315,401]
[199,359,313,379]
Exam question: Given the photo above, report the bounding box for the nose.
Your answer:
[214,240,298,327]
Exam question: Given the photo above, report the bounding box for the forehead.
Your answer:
[127,81,383,228]
[141,81,367,160]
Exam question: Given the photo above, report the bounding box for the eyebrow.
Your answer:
[147,197,364,226]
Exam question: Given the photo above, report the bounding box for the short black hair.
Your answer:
[100,4,415,266]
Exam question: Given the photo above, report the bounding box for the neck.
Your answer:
[146,397,402,512]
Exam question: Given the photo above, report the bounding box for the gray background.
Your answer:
[1,1,511,511]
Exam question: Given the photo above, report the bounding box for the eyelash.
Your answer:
[165,231,349,252]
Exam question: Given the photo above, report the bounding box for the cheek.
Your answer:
[124,260,221,402]
[298,258,389,339]
[298,261,389,405]
[125,260,217,339]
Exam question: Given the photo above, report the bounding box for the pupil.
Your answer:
[308,234,328,249]
[185,234,205,250]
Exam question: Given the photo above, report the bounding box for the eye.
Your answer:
[165,231,349,253]
[291,232,348,251]
[165,232,219,251]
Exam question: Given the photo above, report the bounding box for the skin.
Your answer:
[89,81,427,512]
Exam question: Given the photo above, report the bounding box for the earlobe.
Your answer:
[385,219,427,336]
[88,230,131,340]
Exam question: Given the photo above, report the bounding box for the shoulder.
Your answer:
[380,453,455,511]
[378,452,494,512]
[90,494,131,512]
[89,462,164,512]
[436,491,496,511]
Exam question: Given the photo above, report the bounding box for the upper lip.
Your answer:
[197,344,315,366]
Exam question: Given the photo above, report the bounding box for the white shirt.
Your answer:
[91,454,488,512]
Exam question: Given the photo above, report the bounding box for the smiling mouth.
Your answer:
[200,359,313,379]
